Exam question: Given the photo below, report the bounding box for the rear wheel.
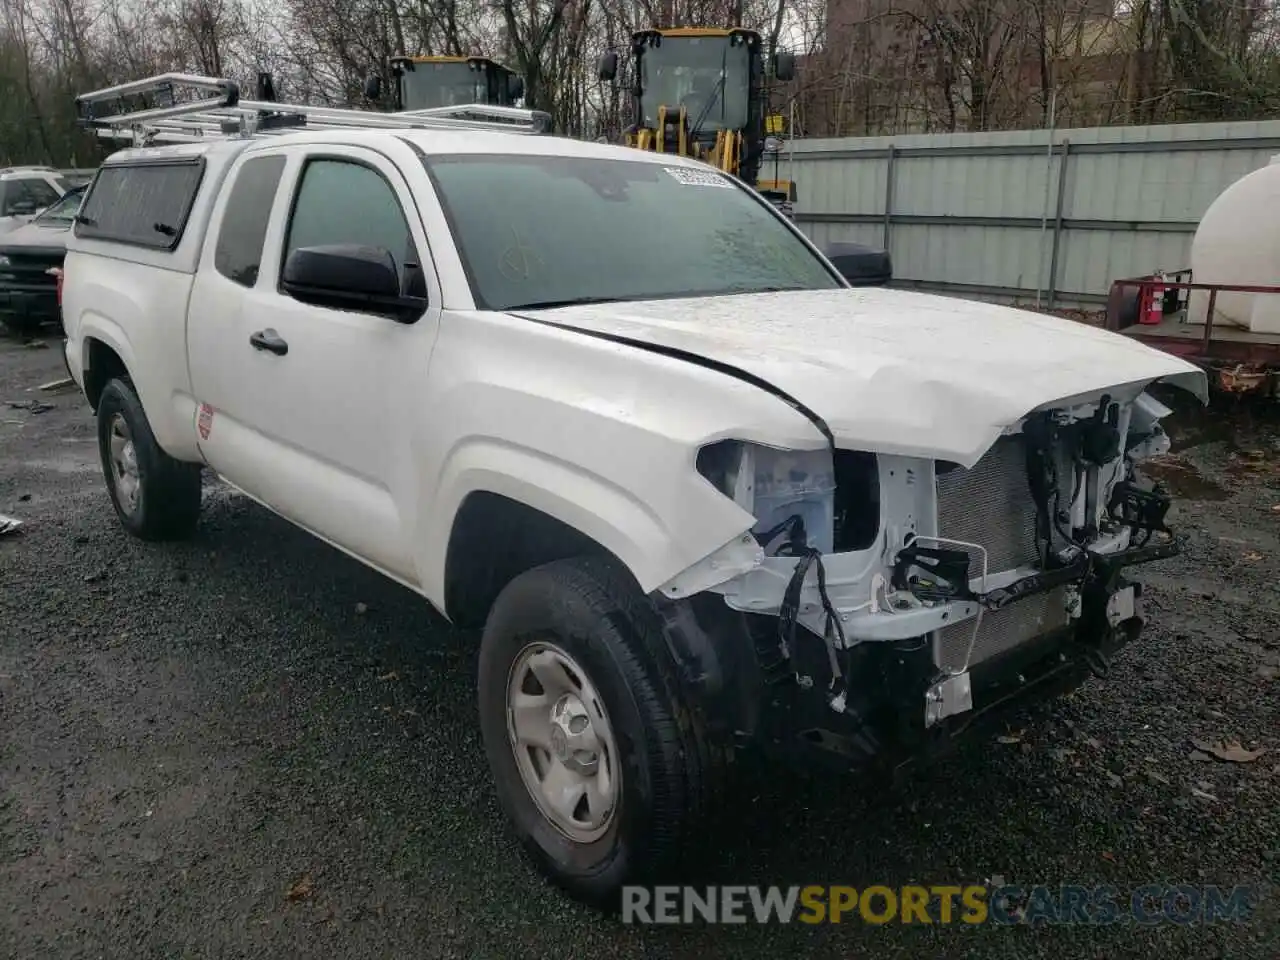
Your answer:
[96,377,202,541]
[477,556,719,910]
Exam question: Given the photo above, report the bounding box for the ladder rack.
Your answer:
[76,73,554,147]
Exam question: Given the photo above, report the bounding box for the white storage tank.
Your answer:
[1188,153,1280,334]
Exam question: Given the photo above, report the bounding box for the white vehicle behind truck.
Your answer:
[61,74,1206,910]
[0,166,71,236]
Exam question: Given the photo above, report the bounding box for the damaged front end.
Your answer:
[657,387,1185,770]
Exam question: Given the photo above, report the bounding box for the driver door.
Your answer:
[188,145,441,585]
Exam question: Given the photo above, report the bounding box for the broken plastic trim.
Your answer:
[893,531,1182,615]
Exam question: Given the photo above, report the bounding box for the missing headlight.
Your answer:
[833,449,880,551]
[697,441,871,557]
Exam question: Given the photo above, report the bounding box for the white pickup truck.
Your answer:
[61,75,1206,909]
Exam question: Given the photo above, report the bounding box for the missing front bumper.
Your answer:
[756,608,1148,774]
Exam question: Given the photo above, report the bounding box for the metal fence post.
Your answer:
[1047,139,1071,310]
[883,145,896,251]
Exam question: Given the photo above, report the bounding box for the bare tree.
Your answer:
[2,0,1280,164]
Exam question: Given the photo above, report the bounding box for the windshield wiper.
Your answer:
[688,69,726,146]
[505,296,627,311]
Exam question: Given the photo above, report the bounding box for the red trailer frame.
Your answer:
[1105,273,1280,394]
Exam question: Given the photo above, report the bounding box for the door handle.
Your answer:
[249,328,288,356]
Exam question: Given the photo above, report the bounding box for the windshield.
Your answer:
[424,154,839,311]
[34,188,83,223]
[400,61,489,110]
[640,36,750,133]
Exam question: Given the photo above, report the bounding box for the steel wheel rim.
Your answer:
[107,413,141,516]
[506,640,619,843]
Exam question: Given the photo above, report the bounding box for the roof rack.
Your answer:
[76,72,554,147]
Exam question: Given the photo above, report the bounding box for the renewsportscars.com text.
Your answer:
[621,884,1257,925]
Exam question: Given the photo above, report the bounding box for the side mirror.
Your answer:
[363,74,382,101]
[256,72,278,102]
[509,75,525,101]
[598,50,618,82]
[773,51,796,82]
[281,244,426,322]
[823,241,892,287]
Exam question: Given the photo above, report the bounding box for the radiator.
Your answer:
[932,436,1071,671]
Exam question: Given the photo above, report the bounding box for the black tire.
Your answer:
[96,377,202,541]
[478,556,720,910]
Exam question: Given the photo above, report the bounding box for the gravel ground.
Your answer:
[1,330,1277,959]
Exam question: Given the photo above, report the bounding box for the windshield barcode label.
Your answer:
[664,167,731,188]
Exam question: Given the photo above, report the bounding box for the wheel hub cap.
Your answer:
[506,642,618,843]
[548,693,600,775]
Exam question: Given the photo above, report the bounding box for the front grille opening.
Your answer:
[932,435,1076,670]
[935,437,1041,578]
[833,449,879,551]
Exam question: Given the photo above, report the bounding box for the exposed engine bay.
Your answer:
[678,387,1180,732]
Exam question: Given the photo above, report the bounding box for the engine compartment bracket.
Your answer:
[924,671,973,727]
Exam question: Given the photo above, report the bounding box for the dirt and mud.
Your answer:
[1,330,1276,958]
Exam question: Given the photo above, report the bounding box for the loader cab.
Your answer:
[598,28,794,190]
[366,56,525,112]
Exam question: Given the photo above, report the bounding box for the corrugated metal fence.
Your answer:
[780,119,1280,309]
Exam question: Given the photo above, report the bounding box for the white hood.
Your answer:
[523,288,1208,468]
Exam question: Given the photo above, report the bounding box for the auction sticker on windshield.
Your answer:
[664,167,732,188]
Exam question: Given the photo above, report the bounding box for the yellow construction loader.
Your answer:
[597,27,797,215]
[364,55,525,112]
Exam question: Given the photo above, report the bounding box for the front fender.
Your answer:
[416,437,759,611]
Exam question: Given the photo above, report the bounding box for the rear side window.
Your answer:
[0,180,48,216]
[24,178,61,208]
[75,160,204,250]
[215,155,286,287]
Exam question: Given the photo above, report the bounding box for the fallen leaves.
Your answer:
[1189,739,1267,764]
[285,875,314,902]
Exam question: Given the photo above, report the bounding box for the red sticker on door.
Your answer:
[197,403,215,440]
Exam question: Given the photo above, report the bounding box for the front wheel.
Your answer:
[477,556,720,910]
[96,377,203,541]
